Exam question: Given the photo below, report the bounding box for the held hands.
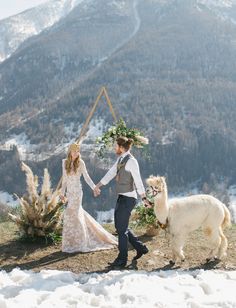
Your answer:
[59,195,67,204]
[93,186,101,197]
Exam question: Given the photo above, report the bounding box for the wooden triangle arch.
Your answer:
[76,86,117,143]
[57,86,117,190]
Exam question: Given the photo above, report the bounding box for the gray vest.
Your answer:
[116,154,134,194]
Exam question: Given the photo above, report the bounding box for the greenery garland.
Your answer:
[96,118,149,158]
[130,185,159,229]
[131,202,157,229]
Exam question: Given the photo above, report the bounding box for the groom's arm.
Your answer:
[94,161,117,195]
[128,159,146,197]
[128,159,152,207]
[94,162,117,197]
[97,161,117,188]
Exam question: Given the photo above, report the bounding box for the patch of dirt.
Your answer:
[0,222,235,274]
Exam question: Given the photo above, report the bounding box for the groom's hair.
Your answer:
[116,137,133,150]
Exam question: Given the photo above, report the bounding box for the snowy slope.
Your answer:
[0,118,105,161]
[197,0,236,23]
[0,191,18,206]
[0,0,85,62]
[198,0,234,7]
[0,268,235,307]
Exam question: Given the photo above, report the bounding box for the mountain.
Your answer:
[0,0,86,63]
[0,0,138,113]
[0,0,236,205]
[197,0,236,22]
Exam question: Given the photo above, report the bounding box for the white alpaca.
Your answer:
[146,176,231,263]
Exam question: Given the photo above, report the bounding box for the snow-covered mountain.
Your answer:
[197,0,236,23]
[0,0,86,62]
[1,0,236,64]
[198,0,234,7]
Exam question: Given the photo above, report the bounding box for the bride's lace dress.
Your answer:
[61,159,117,253]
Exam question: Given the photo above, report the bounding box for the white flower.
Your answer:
[136,135,149,145]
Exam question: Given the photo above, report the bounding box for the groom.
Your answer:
[94,136,150,269]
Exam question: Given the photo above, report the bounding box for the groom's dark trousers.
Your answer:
[115,195,145,261]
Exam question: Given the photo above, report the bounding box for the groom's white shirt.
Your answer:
[100,151,145,199]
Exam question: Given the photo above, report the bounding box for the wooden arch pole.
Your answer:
[56,87,117,190]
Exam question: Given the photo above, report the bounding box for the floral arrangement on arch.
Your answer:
[96,118,149,158]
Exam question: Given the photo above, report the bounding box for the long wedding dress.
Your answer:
[61,159,117,253]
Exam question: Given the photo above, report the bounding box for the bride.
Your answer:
[60,143,117,253]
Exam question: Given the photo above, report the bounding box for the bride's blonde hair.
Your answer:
[65,143,81,175]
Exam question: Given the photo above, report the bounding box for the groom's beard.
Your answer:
[116,148,122,155]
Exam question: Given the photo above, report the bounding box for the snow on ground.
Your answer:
[96,209,114,224]
[0,268,235,307]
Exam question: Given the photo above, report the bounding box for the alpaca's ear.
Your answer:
[146,178,152,185]
[161,176,166,182]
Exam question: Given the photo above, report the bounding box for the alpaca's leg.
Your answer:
[171,234,186,263]
[169,234,177,264]
[217,228,228,259]
[170,246,177,264]
[206,228,221,261]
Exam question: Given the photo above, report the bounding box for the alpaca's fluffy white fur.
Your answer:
[146,176,231,263]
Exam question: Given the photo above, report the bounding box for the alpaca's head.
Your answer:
[146,176,166,198]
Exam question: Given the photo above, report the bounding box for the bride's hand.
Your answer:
[93,187,101,197]
[60,195,67,203]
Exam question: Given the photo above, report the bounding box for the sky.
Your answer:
[0,0,48,20]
